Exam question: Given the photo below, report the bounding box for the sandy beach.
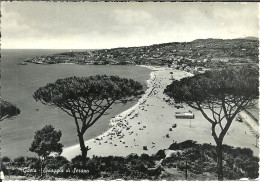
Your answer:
[62,66,259,160]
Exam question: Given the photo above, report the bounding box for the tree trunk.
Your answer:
[78,134,88,165]
[185,159,188,180]
[40,160,43,178]
[216,142,224,181]
[40,157,46,178]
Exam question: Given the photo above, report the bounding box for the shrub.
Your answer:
[126,153,138,161]
[71,155,90,164]
[25,157,39,167]
[140,153,150,161]
[154,149,166,159]
[2,156,11,162]
[14,156,26,167]
[45,156,69,169]
[168,140,197,150]
[2,140,258,180]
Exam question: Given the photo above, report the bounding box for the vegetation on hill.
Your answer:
[161,140,259,180]
[2,140,258,180]
[26,38,258,67]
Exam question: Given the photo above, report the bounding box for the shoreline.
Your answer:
[61,66,197,159]
[62,66,258,159]
[62,65,158,158]
[2,56,152,159]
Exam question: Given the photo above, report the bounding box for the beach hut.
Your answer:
[175,112,195,119]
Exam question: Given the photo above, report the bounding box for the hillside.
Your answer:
[240,36,259,40]
[25,38,258,70]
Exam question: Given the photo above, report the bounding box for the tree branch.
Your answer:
[211,123,219,143]
[196,101,215,124]
[87,101,115,129]
[71,111,81,135]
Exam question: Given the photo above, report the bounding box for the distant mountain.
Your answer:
[192,38,223,42]
[192,37,259,42]
[239,36,259,40]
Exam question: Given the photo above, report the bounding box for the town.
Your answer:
[25,38,258,74]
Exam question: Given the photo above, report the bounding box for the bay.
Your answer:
[1,49,151,158]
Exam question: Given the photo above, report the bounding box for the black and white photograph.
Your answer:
[0,2,259,181]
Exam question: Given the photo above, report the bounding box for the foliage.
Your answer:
[165,66,258,110]
[29,125,63,177]
[42,156,70,178]
[154,149,166,160]
[29,125,63,158]
[2,156,11,162]
[2,141,259,180]
[6,168,25,176]
[164,66,259,180]
[68,154,159,180]
[33,75,143,162]
[33,75,143,108]
[25,157,40,169]
[14,156,26,166]
[169,140,197,150]
[161,141,259,180]
[0,100,20,121]
[45,156,69,169]
[140,153,151,160]
[71,155,90,167]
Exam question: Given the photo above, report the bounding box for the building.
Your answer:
[175,111,195,119]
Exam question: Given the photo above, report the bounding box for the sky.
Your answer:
[1,2,259,49]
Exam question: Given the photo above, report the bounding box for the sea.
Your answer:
[1,49,152,159]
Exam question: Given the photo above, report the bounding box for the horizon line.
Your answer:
[1,36,258,50]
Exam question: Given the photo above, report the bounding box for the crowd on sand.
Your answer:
[62,66,258,159]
